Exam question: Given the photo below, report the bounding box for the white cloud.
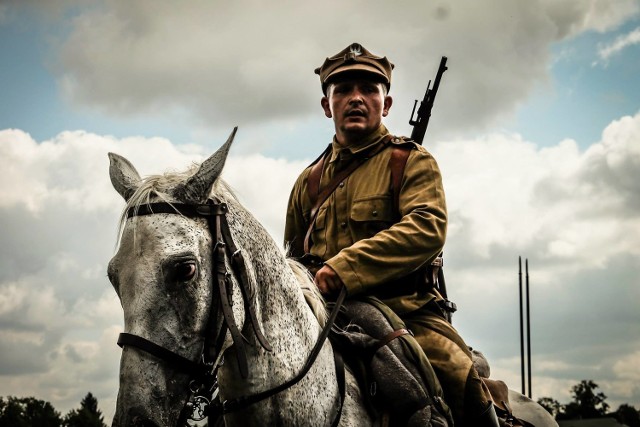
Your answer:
[542,0,640,36]
[437,111,640,272]
[51,0,638,142]
[613,351,640,382]
[596,26,640,65]
[0,283,28,316]
[223,154,310,240]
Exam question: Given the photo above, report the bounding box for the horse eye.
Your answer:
[175,261,197,281]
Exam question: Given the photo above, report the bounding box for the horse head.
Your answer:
[107,128,373,426]
[108,129,245,427]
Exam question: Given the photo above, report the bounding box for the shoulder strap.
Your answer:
[303,136,392,254]
[307,144,331,208]
[388,144,411,219]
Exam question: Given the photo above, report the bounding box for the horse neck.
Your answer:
[218,203,339,424]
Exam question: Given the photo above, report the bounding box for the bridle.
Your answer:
[116,199,346,426]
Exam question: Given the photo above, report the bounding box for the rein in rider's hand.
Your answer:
[314,264,344,299]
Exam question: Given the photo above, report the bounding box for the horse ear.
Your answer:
[175,127,237,204]
[108,152,142,201]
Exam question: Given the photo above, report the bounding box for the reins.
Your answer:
[117,199,345,425]
[221,288,346,417]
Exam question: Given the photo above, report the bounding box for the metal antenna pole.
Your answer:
[526,258,532,399]
[518,256,525,395]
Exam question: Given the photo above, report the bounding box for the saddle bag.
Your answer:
[330,296,454,427]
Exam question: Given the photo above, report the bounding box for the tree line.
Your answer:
[537,380,640,426]
[3,381,639,426]
[0,392,106,427]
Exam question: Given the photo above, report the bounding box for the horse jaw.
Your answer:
[174,127,237,204]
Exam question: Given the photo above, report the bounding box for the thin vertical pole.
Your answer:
[526,259,532,399]
[518,256,525,395]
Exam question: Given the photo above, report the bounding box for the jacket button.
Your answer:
[340,222,347,228]
[372,210,378,217]
[339,182,345,188]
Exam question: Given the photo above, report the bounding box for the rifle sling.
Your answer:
[388,144,411,220]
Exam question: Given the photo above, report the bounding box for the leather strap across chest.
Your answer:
[303,135,394,254]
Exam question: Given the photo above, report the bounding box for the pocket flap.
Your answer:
[351,196,392,222]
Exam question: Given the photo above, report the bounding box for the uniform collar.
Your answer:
[329,125,390,163]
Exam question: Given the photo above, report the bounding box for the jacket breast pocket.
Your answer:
[350,195,394,239]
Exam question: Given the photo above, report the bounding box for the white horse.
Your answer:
[107,129,557,427]
[108,129,371,426]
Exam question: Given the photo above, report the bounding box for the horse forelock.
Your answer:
[116,165,237,239]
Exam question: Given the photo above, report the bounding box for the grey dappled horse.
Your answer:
[108,129,557,427]
[108,129,371,426]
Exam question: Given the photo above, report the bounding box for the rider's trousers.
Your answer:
[403,303,492,427]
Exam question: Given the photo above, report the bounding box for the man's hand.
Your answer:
[314,264,344,298]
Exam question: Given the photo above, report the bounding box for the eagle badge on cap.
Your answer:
[345,43,363,61]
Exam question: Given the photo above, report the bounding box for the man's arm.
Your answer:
[325,147,447,296]
[284,171,309,258]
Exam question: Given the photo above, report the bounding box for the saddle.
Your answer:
[330,296,454,427]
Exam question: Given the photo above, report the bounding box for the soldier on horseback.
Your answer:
[285,42,500,427]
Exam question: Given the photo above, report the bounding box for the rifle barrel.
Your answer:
[409,56,448,145]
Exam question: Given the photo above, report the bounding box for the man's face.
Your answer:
[321,78,392,143]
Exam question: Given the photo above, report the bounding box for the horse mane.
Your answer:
[287,258,329,328]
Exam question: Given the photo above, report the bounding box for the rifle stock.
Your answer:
[409,56,448,145]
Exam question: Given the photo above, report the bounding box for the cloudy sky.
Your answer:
[1,0,639,422]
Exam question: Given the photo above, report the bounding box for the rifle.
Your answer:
[408,56,456,322]
[408,56,448,145]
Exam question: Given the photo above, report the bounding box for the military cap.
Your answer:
[315,42,394,94]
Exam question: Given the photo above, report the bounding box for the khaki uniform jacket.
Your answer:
[284,124,447,314]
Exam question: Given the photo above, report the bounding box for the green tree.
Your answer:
[537,396,563,418]
[615,404,640,427]
[0,396,62,427]
[557,380,609,420]
[63,392,106,427]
